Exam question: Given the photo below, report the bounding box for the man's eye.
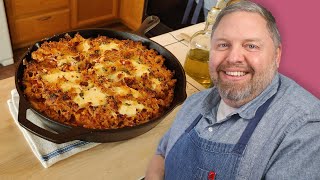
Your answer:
[246,44,259,49]
[217,43,229,48]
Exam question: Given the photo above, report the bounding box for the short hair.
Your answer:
[212,0,281,47]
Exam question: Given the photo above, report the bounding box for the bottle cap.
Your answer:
[207,7,221,24]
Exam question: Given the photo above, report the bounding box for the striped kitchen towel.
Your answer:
[7,89,100,168]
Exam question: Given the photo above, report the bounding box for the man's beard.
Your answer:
[212,62,277,103]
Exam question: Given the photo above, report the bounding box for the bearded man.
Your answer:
[145,1,320,179]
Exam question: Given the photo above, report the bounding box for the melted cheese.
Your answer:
[114,86,129,95]
[130,88,141,98]
[42,71,107,107]
[119,100,144,116]
[57,56,77,67]
[42,71,81,83]
[99,42,119,52]
[93,62,116,75]
[114,86,141,98]
[151,78,161,90]
[60,82,82,92]
[132,61,150,77]
[93,63,106,75]
[108,71,129,81]
[83,41,91,52]
[73,87,106,107]
[25,34,176,129]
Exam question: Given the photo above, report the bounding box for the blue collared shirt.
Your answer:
[157,73,320,179]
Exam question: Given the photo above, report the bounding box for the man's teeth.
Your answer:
[225,71,246,76]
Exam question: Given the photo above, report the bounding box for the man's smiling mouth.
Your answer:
[225,71,248,77]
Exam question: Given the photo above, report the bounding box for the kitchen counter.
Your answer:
[0,23,205,179]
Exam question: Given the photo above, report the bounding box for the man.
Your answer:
[145,0,320,179]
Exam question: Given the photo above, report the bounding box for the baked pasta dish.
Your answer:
[23,34,176,129]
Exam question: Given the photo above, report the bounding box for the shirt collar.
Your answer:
[201,73,280,122]
[200,88,221,123]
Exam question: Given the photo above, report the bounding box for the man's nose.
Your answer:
[226,45,245,63]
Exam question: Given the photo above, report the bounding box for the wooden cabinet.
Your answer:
[4,0,71,48]
[5,0,145,49]
[8,0,68,16]
[70,0,118,28]
[119,0,145,30]
[13,10,70,45]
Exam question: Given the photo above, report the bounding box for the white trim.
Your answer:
[0,0,14,66]
[0,57,14,66]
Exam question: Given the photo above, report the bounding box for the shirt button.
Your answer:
[208,127,213,132]
[208,171,216,180]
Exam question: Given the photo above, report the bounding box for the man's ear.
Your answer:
[275,44,282,68]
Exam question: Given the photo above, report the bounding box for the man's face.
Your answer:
[209,11,281,107]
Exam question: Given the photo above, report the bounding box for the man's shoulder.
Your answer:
[279,75,319,104]
[277,74,320,116]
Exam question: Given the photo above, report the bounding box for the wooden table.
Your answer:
[0,24,206,179]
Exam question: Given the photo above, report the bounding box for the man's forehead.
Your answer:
[212,11,270,39]
[217,11,267,29]
[220,11,265,21]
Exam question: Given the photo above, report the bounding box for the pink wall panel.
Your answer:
[252,0,320,98]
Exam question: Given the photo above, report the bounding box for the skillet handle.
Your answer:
[134,15,160,37]
[17,97,91,144]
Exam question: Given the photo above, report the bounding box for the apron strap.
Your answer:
[232,80,281,154]
[185,114,203,133]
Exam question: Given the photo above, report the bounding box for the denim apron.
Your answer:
[164,92,277,180]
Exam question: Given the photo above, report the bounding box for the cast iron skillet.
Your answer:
[15,16,187,144]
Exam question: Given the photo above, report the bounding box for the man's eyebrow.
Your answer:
[244,38,263,43]
[211,38,229,42]
[211,38,263,43]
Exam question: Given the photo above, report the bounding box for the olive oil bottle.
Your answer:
[184,49,212,88]
[184,6,221,88]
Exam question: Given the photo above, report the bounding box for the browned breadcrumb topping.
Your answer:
[23,34,176,129]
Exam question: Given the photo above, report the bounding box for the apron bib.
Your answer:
[165,89,277,180]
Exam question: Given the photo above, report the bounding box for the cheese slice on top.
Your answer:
[42,71,81,83]
[42,70,107,107]
[99,42,119,52]
[114,86,129,96]
[130,88,141,98]
[57,55,77,67]
[93,63,107,75]
[119,100,144,116]
[82,41,91,52]
[131,61,150,77]
[113,86,141,98]
[151,78,161,90]
[73,86,106,107]
[60,83,82,93]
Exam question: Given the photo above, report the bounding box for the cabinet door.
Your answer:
[71,0,118,28]
[13,10,70,46]
[119,0,144,30]
[7,0,68,17]
[4,0,71,48]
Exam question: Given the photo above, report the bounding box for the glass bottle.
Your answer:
[184,6,221,88]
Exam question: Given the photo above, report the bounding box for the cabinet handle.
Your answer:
[37,16,52,21]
